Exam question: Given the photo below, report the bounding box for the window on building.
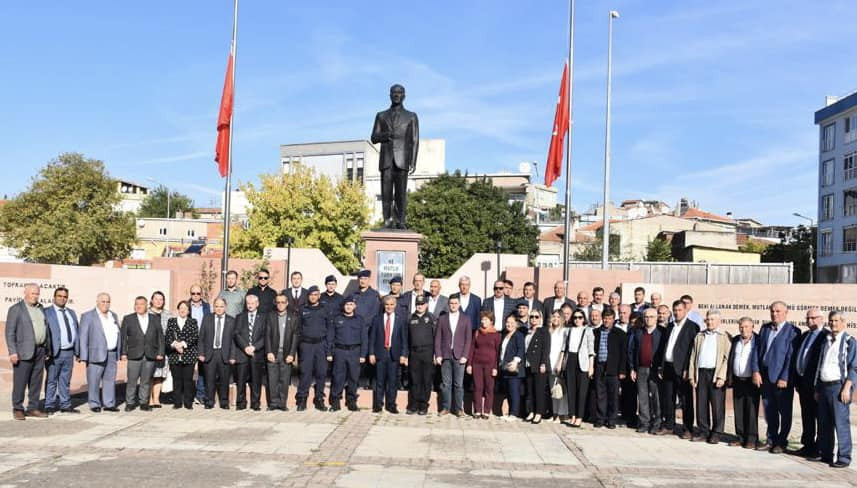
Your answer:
[159,228,167,235]
[822,159,835,186]
[844,226,857,252]
[843,264,857,283]
[846,188,857,217]
[187,229,195,237]
[821,193,834,221]
[845,152,857,181]
[345,152,365,184]
[823,123,835,151]
[846,114,857,145]
[820,229,833,256]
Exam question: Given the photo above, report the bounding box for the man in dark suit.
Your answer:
[756,301,799,453]
[369,295,409,413]
[370,83,419,229]
[434,296,473,416]
[120,296,165,411]
[450,275,481,333]
[233,294,267,410]
[482,280,516,332]
[791,308,826,457]
[246,269,277,314]
[656,300,699,438]
[399,273,430,316]
[5,284,51,420]
[727,317,762,448]
[520,281,544,318]
[189,284,211,406]
[266,293,300,411]
[44,287,79,414]
[284,271,308,311]
[543,280,576,315]
[593,308,627,428]
[628,308,665,433]
[198,297,236,409]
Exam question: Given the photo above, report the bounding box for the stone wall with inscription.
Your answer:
[620,282,857,335]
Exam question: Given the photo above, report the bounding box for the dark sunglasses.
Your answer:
[258,276,269,280]
[494,287,504,291]
[191,292,201,296]
[573,315,585,320]
[529,315,541,319]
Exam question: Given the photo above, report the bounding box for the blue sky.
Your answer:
[3,1,856,224]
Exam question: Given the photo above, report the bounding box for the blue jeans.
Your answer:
[761,381,793,447]
[441,359,466,413]
[818,382,852,464]
[503,376,522,416]
[45,349,74,409]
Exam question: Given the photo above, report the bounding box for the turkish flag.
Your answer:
[215,53,234,178]
[544,62,569,188]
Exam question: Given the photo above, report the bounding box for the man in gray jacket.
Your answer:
[5,283,51,420]
[79,293,123,412]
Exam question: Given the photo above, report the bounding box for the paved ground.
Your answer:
[2,392,857,488]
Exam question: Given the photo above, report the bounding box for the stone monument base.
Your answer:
[361,230,424,295]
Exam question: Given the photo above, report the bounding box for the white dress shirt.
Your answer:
[190,302,205,324]
[697,331,718,369]
[137,313,149,335]
[567,326,584,353]
[819,332,845,382]
[99,312,119,351]
[459,294,470,312]
[664,318,686,363]
[428,296,439,315]
[448,312,460,352]
[492,297,505,331]
[732,337,754,378]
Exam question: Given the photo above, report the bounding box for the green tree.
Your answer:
[738,240,768,254]
[231,165,371,274]
[137,185,197,218]
[407,172,539,277]
[0,152,135,265]
[573,230,620,261]
[762,225,815,283]
[644,237,674,262]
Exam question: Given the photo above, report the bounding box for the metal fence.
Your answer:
[564,261,793,284]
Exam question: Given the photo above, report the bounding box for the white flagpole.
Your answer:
[220,0,238,291]
[561,0,576,293]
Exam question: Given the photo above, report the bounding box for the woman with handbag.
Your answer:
[560,309,595,427]
[499,314,526,421]
[547,310,569,422]
[524,310,551,424]
[148,291,171,408]
[467,311,501,419]
[165,301,199,410]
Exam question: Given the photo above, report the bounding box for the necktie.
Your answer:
[294,289,298,300]
[798,333,813,376]
[59,309,72,345]
[385,315,392,349]
[214,316,222,349]
[249,313,255,338]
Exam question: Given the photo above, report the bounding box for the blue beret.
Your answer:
[390,276,403,284]
[343,295,356,304]
[358,269,371,278]
[516,299,530,307]
[307,285,320,293]
[325,275,337,284]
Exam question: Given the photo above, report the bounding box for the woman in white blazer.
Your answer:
[559,309,595,427]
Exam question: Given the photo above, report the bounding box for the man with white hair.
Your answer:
[5,283,51,420]
[688,309,731,444]
[815,311,857,468]
[79,293,123,412]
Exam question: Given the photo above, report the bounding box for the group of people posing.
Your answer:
[5,270,856,469]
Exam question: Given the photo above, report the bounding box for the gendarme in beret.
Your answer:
[389,276,403,285]
[358,269,371,278]
[415,295,427,305]
[325,275,337,284]
[307,285,320,293]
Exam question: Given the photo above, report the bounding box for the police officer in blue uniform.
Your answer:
[296,286,329,411]
[319,275,343,319]
[326,295,368,412]
[354,269,381,389]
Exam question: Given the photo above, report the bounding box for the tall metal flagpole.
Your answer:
[220,0,239,291]
[561,0,576,293]
[600,11,618,270]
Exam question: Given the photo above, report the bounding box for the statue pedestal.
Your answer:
[361,230,424,295]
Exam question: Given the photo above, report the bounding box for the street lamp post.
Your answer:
[495,239,503,280]
[280,236,295,283]
[600,10,619,270]
[793,212,815,284]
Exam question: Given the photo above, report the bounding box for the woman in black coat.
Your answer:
[524,310,551,423]
[165,301,199,410]
[499,314,526,420]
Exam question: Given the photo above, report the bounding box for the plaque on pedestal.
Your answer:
[361,230,424,295]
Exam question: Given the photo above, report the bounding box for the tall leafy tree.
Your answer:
[231,165,371,274]
[407,172,539,277]
[0,152,135,265]
[762,225,815,283]
[137,185,197,218]
[644,236,674,262]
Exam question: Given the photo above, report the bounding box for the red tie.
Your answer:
[385,315,392,349]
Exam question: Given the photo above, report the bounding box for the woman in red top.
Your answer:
[468,311,502,419]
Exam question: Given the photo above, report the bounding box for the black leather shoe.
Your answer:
[45,407,57,415]
[329,403,341,412]
[251,406,261,411]
[140,405,151,412]
[236,405,247,411]
[60,408,80,414]
[347,402,359,412]
[281,406,289,412]
[124,405,137,412]
[372,406,382,413]
[386,407,399,414]
[831,461,850,468]
[220,405,230,410]
[90,407,102,413]
[406,409,417,415]
[418,409,427,416]
[104,406,119,412]
[205,405,214,410]
[266,406,278,411]
[296,404,307,412]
